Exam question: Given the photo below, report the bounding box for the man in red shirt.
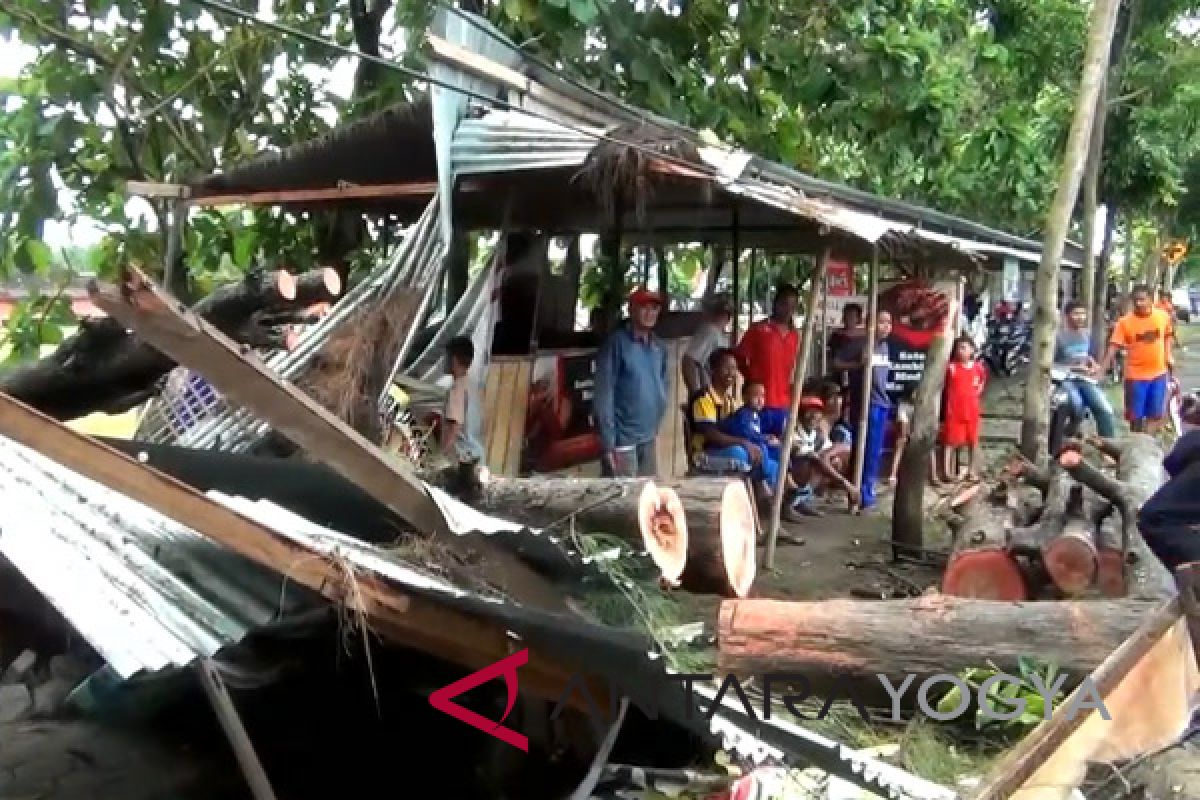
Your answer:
[735,282,800,432]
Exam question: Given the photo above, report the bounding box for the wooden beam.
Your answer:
[187,181,448,208]
[0,389,593,707]
[425,34,614,129]
[970,583,1189,800]
[126,180,191,200]
[90,269,445,535]
[88,267,565,611]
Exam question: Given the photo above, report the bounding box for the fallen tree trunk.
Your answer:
[0,267,341,420]
[717,594,1156,679]
[468,475,757,597]
[1008,470,1096,596]
[1060,435,1174,600]
[943,491,1029,601]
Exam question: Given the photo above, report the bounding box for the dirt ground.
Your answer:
[752,492,943,602]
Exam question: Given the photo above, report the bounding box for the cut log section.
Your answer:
[943,492,1028,601]
[717,594,1157,679]
[677,481,756,598]
[1041,519,1099,595]
[1007,469,1098,597]
[469,475,757,597]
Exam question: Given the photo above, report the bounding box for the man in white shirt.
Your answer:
[681,293,733,394]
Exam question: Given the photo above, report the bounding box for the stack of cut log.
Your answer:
[942,434,1175,602]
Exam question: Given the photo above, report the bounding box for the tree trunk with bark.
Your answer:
[0,268,341,421]
[1078,77,1106,318]
[940,436,1172,601]
[461,475,758,597]
[892,294,958,558]
[1020,0,1123,462]
[943,489,1029,601]
[1090,206,1117,358]
[717,594,1155,680]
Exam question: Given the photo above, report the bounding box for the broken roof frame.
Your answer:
[175,6,1082,272]
[0,386,958,800]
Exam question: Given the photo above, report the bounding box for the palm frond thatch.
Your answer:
[574,124,707,227]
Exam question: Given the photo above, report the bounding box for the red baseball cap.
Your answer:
[628,286,663,307]
[799,396,824,411]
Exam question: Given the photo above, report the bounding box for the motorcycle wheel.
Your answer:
[1048,407,1069,457]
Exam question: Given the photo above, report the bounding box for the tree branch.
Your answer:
[0,2,215,171]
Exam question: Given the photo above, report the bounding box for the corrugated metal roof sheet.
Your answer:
[451,112,601,176]
[0,430,949,799]
[144,196,447,452]
[0,436,321,679]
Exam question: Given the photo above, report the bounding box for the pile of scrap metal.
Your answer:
[0,418,950,800]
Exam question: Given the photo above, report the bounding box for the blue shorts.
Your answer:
[1125,374,1168,421]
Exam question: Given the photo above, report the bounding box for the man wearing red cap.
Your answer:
[593,286,669,477]
[734,282,800,433]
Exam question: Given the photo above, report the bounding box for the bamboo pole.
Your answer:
[853,247,881,496]
[764,247,829,569]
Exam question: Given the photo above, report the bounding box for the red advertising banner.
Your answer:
[826,258,854,296]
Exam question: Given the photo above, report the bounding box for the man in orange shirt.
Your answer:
[734,282,799,433]
[1098,284,1175,433]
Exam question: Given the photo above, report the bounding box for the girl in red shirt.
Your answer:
[940,335,987,482]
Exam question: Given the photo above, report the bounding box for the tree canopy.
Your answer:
[1,0,1199,356]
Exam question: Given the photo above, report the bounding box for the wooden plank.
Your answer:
[0,390,590,707]
[89,268,564,610]
[481,362,504,471]
[426,35,614,130]
[971,589,1186,800]
[672,341,689,479]
[487,362,518,475]
[90,268,446,537]
[505,358,533,477]
[185,180,482,208]
[126,181,191,200]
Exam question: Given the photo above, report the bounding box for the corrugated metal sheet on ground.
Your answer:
[0,431,947,799]
[0,436,320,679]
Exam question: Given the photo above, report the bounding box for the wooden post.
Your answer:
[163,200,190,304]
[746,248,758,320]
[853,246,881,495]
[818,259,830,377]
[730,204,741,344]
[764,248,829,569]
